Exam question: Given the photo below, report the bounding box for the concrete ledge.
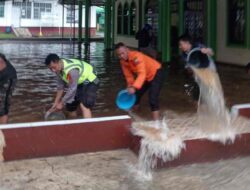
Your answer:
[130,134,250,168]
[2,116,132,161]
[130,107,250,168]
[231,104,250,118]
[1,107,250,168]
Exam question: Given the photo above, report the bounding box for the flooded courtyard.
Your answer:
[0,41,250,190]
[0,41,249,123]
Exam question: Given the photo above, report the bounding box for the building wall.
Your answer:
[28,27,96,37]
[0,1,12,27]
[216,0,250,66]
[0,1,97,29]
[115,0,142,48]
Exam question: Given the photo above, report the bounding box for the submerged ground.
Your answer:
[0,41,249,190]
[0,41,249,123]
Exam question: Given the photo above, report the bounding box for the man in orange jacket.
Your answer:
[115,42,164,120]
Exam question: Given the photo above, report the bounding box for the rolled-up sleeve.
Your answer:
[62,69,80,104]
[57,76,65,90]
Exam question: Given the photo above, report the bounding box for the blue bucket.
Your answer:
[116,89,136,110]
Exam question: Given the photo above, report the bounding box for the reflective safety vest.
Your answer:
[61,58,98,84]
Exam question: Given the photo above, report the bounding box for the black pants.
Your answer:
[0,79,16,116]
[135,68,164,111]
[66,82,99,112]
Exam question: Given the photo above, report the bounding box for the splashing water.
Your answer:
[132,119,185,179]
[192,67,236,144]
[0,130,6,161]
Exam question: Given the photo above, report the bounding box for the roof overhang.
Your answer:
[58,0,105,6]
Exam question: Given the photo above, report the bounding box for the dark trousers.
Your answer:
[66,83,99,112]
[0,79,16,116]
[135,68,164,111]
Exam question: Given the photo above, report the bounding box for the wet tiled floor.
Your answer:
[1,149,250,190]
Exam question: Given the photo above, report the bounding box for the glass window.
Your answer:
[66,5,78,24]
[227,0,246,45]
[66,6,74,23]
[171,0,179,54]
[117,4,122,34]
[21,2,32,19]
[184,0,205,43]
[130,2,136,35]
[145,0,159,49]
[33,3,52,19]
[123,3,129,35]
[13,2,22,7]
[0,2,4,18]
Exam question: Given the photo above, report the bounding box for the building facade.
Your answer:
[114,0,250,66]
[0,0,97,37]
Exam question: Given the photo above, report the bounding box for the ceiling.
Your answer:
[58,0,105,6]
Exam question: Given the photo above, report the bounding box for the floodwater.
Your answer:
[0,41,126,123]
[0,41,250,190]
[0,41,249,123]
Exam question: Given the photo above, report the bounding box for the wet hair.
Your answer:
[114,42,126,50]
[246,62,250,72]
[45,53,60,66]
[178,34,194,45]
[0,53,8,63]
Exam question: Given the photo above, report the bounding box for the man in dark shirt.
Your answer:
[0,53,17,124]
[135,24,157,59]
[178,34,215,101]
[246,63,250,75]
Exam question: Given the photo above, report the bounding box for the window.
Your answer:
[145,0,159,49]
[21,2,32,19]
[130,2,136,35]
[13,2,22,7]
[123,3,129,35]
[170,0,179,53]
[34,3,52,19]
[184,0,205,43]
[227,0,246,45]
[13,2,32,19]
[117,3,122,34]
[0,2,5,18]
[66,5,78,24]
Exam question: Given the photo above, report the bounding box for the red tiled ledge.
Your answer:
[1,116,132,161]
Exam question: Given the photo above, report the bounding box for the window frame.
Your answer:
[117,3,123,35]
[226,0,248,48]
[129,1,137,36]
[0,1,5,18]
[123,2,129,35]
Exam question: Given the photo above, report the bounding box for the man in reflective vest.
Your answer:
[115,42,164,120]
[44,54,99,118]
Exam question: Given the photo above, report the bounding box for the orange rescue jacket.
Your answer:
[120,51,161,89]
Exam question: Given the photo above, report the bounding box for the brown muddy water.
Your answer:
[0,41,250,190]
[0,41,249,123]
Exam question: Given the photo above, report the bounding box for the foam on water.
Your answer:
[132,119,185,179]
[128,67,248,180]
[192,67,237,144]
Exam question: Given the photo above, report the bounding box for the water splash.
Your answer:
[132,118,185,178]
[0,130,6,161]
[192,67,236,144]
